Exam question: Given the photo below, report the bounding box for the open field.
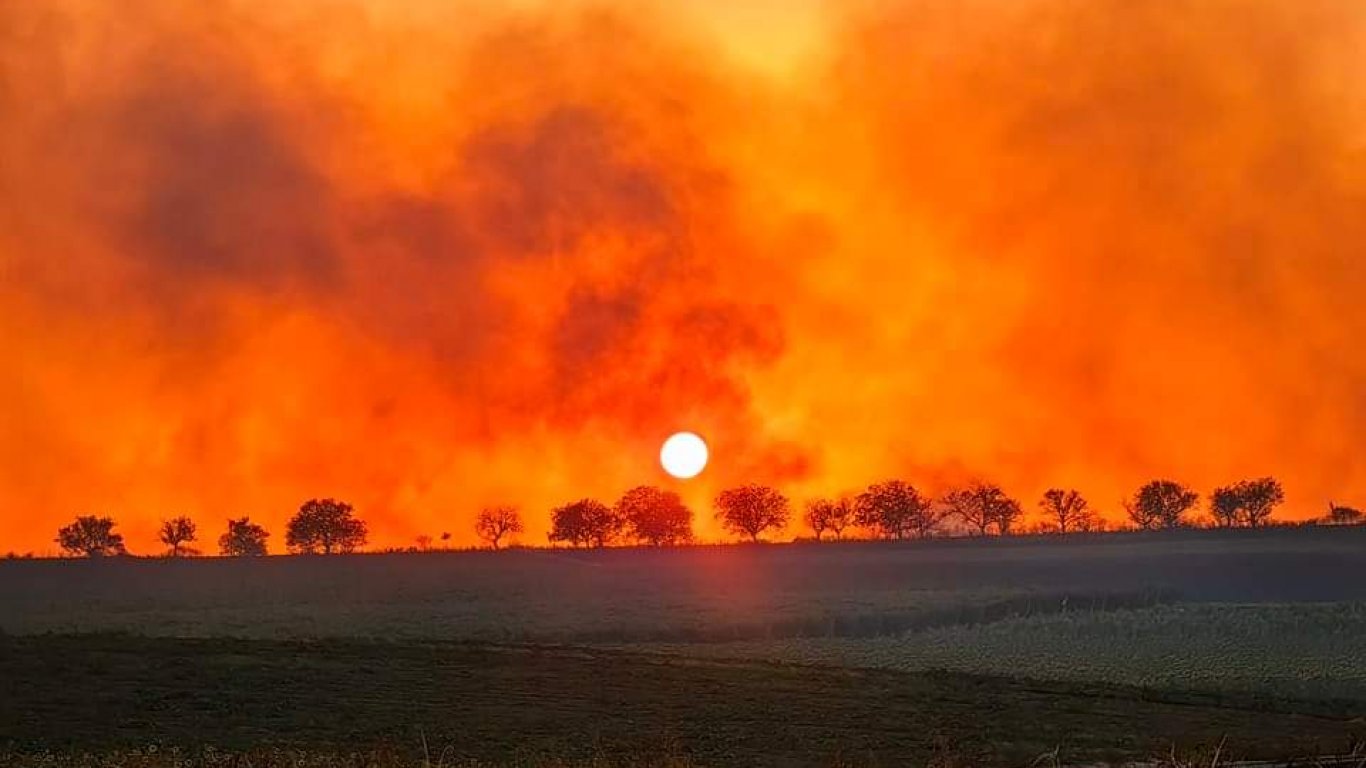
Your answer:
[636,603,1366,701]
[2,635,1363,767]
[3,527,1365,765]
[3,527,1364,641]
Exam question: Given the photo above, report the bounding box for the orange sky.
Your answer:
[3,0,1366,554]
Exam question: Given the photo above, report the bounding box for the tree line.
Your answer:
[50,499,364,558]
[35,477,1365,558]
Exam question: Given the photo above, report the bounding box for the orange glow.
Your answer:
[3,0,1366,553]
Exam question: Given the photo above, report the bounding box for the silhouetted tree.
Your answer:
[1126,480,1198,530]
[1326,504,1363,525]
[617,486,692,546]
[1039,489,1094,534]
[475,506,525,549]
[1213,479,1286,528]
[219,517,269,556]
[1209,485,1243,528]
[548,499,621,548]
[56,515,126,557]
[158,516,198,557]
[286,499,367,554]
[415,535,434,551]
[1234,477,1284,527]
[855,480,941,539]
[714,485,790,542]
[943,484,1022,535]
[805,497,856,540]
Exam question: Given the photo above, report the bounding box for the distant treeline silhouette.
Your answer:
[30,477,1366,558]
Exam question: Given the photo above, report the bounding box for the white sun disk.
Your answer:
[660,432,709,479]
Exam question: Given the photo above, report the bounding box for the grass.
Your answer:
[5,746,1366,768]
[3,526,1364,642]
[5,528,1366,766]
[2,635,1363,767]
[635,604,1366,701]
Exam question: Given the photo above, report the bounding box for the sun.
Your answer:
[660,432,709,479]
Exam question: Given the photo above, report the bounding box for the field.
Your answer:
[3,526,1366,766]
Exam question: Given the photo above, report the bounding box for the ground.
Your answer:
[2,527,1364,766]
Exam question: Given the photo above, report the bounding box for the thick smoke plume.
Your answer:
[2,0,1364,550]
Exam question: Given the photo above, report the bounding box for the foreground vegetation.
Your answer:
[5,529,1365,766]
[4,746,1365,768]
[638,603,1366,701]
[2,635,1361,767]
[5,527,1365,641]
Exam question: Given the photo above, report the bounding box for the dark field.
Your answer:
[3,527,1366,765]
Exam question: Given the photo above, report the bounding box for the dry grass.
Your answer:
[3,743,1363,768]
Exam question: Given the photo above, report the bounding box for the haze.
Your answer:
[3,0,1365,552]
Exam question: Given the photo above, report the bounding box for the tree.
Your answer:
[1213,479,1284,528]
[1232,477,1284,528]
[1209,485,1244,528]
[804,497,856,541]
[1126,480,1198,530]
[219,517,269,556]
[475,506,524,549]
[943,484,1022,535]
[855,480,941,539]
[55,515,126,557]
[1326,504,1363,525]
[548,499,621,548]
[285,499,367,554]
[1039,489,1093,534]
[714,485,790,542]
[157,516,198,557]
[616,486,692,546]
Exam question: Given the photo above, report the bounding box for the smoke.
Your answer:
[1,0,1364,551]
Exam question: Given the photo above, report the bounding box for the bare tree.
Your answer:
[56,515,126,557]
[804,497,856,541]
[943,484,1021,535]
[219,517,269,556]
[616,486,692,546]
[286,499,367,554]
[475,506,525,549]
[855,480,942,539]
[1039,489,1093,534]
[714,485,790,543]
[1126,480,1198,530]
[415,535,434,551]
[548,499,621,548]
[158,516,198,557]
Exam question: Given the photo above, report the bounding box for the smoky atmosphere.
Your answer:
[2,1,1365,767]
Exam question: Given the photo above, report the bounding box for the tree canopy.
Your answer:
[942,484,1022,535]
[1127,480,1198,530]
[285,499,367,554]
[804,497,856,540]
[475,506,524,549]
[617,486,692,546]
[548,499,621,548]
[158,516,198,557]
[714,485,790,542]
[855,480,940,539]
[1039,489,1094,533]
[219,517,270,556]
[56,515,126,557]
